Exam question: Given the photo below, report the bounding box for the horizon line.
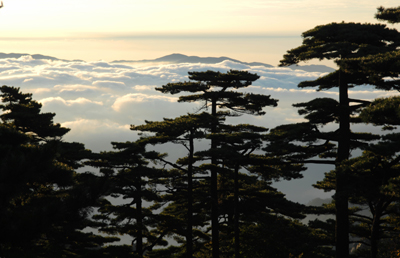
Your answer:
[0,33,302,41]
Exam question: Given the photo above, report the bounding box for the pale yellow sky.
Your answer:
[1,0,398,36]
[0,0,399,64]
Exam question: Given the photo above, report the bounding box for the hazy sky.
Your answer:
[1,0,400,64]
[2,0,396,35]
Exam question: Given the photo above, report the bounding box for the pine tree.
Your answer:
[279,22,400,258]
[376,6,400,23]
[328,7,400,257]
[204,122,309,257]
[154,70,321,257]
[131,98,312,257]
[88,140,170,257]
[0,86,112,257]
[350,96,400,258]
[156,70,278,258]
[131,112,217,257]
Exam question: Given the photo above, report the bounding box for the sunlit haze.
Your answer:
[1,0,400,64]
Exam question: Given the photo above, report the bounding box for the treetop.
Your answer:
[131,112,218,140]
[188,70,260,89]
[156,70,278,116]
[376,6,400,24]
[156,70,260,96]
[280,22,400,66]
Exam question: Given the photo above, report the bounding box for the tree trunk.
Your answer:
[211,97,219,258]
[370,200,384,258]
[136,177,143,257]
[336,69,350,258]
[187,130,194,258]
[234,164,240,258]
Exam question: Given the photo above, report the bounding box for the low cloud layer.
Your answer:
[1,55,397,203]
[0,55,396,152]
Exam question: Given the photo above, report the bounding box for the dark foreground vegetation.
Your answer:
[2,6,400,258]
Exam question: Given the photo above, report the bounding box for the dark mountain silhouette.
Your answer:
[0,52,335,73]
[113,53,274,68]
[0,53,83,62]
[113,54,273,67]
[112,53,335,73]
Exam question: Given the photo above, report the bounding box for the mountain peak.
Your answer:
[112,53,274,68]
[0,52,335,73]
[111,53,335,72]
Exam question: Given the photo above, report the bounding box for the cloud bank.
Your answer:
[0,55,395,152]
[1,55,397,203]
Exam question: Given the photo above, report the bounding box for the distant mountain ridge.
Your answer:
[0,53,83,62]
[0,52,335,73]
[112,53,275,68]
[112,53,335,73]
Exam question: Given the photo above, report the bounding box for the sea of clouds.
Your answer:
[1,55,398,203]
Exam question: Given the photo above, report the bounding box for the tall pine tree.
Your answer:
[279,21,400,257]
[156,70,278,258]
[0,86,113,257]
[131,112,218,257]
[88,141,169,258]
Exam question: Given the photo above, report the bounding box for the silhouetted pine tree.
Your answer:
[150,70,322,257]
[156,70,277,258]
[88,141,170,258]
[312,96,400,258]
[0,86,113,257]
[278,21,400,258]
[156,69,278,258]
[131,112,218,257]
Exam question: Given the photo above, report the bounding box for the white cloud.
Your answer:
[30,88,52,94]
[40,96,103,107]
[1,54,397,151]
[92,80,127,89]
[39,96,107,122]
[61,119,134,152]
[62,118,129,135]
[132,85,158,91]
[2,54,399,204]
[55,84,98,92]
[111,93,177,112]
[109,93,196,126]
[23,78,34,83]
